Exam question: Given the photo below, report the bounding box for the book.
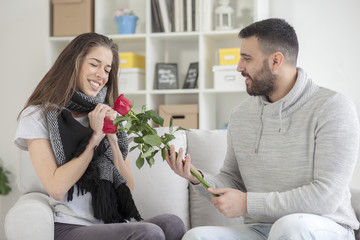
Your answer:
[155,63,179,89]
[202,0,213,31]
[174,0,184,32]
[169,0,175,31]
[151,0,160,32]
[179,0,184,32]
[158,0,171,33]
[195,0,200,31]
[151,0,164,32]
[183,62,199,89]
[186,0,192,31]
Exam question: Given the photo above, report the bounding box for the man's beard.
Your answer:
[242,59,276,97]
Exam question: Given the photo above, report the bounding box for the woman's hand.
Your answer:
[88,104,111,138]
[105,108,118,137]
[105,108,118,121]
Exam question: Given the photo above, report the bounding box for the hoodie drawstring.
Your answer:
[255,103,264,154]
[278,101,285,133]
[255,101,285,154]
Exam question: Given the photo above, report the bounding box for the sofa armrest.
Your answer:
[5,192,54,240]
[351,188,360,240]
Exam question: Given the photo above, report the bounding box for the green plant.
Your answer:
[0,158,11,195]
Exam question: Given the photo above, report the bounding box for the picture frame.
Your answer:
[155,63,178,89]
[183,62,199,89]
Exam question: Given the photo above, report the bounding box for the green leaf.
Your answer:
[170,117,174,133]
[0,165,11,195]
[161,148,166,160]
[136,154,145,169]
[125,120,133,130]
[129,145,139,152]
[113,115,130,125]
[137,113,150,124]
[147,110,164,126]
[133,137,144,144]
[175,126,188,132]
[142,144,149,152]
[141,148,153,158]
[152,149,159,157]
[163,133,175,144]
[146,157,155,167]
[142,105,146,113]
[129,122,142,133]
[143,134,162,147]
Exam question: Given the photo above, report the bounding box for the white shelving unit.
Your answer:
[49,0,269,130]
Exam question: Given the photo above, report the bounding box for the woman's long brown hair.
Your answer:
[19,32,119,118]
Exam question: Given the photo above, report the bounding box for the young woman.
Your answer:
[15,32,185,240]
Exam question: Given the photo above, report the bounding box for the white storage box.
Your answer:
[212,65,245,90]
[118,68,145,91]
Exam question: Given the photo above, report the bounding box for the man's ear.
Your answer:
[270,52,284,71]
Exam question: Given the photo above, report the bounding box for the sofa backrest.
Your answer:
[186,129,243,228]
[129,127,190,229]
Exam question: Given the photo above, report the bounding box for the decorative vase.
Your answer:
[115,15,138,34]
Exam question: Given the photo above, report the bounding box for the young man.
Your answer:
[165,18,359,239]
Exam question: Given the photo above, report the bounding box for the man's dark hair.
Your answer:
[239,18,299,66]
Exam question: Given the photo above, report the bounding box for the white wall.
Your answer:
[269,0,360,188]
[0,0,48,239]
[0,0,359,239]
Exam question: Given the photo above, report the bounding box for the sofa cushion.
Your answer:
[129,127,190,229]
[186,129,243,228]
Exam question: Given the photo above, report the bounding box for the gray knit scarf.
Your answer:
[46,87,142,223]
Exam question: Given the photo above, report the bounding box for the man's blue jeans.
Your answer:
[182,213,355,240]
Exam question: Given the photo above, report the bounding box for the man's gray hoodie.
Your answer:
[195,68,359,230]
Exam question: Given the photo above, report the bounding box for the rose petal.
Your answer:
[114,94,132,116]
[103,117,117,134]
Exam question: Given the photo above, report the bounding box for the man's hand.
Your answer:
[165,145,201,184]
[208,188,247,218]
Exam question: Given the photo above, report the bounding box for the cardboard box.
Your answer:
[118,68,145,91]
[52,0,94,36]
[119,52,145,70]
[159,104,199,129]
[219,48,240,65]
[213,65,245,90]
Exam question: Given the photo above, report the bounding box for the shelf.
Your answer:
[120,90,147,95]
[49,36,75,42]
[109,34,147,41]
[203,89,245,93]
[49,0,269,129]
[149,31,199,39]
[202,29,241,37]
[151,89,200,94]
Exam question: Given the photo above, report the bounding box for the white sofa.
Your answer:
[5,128,360,240]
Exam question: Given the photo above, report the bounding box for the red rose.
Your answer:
[103,117,117,134]
[114,94,132,116]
